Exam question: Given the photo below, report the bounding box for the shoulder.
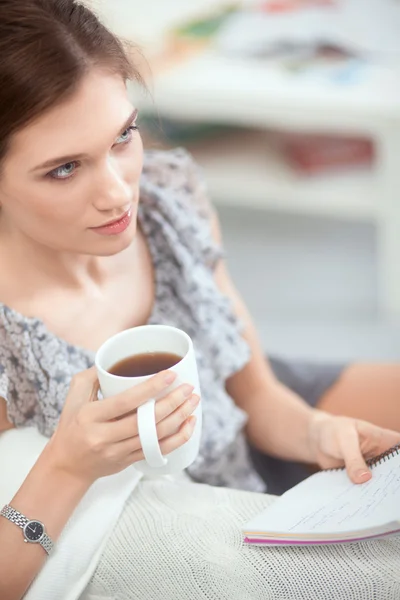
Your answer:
[142,148,213,220]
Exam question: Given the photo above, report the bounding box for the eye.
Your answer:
[114,124,138,146]
[48,161,78,180]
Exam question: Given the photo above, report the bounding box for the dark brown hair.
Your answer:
[0,0,142,163]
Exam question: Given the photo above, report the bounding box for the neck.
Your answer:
[0,226,117,289]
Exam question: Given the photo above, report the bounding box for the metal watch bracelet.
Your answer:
[1,504,54,555]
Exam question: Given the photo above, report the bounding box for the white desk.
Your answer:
[136,50,400,317]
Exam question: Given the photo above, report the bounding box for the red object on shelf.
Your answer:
[260,0,335,13]
[280,134,375,175]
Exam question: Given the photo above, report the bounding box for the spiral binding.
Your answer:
[366,443,400,469]
[325,444,400,473]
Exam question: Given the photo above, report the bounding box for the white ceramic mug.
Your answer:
[95,325,202,477]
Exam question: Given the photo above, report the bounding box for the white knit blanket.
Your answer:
[3,428,400,600]
[0,427,141,600]
[84,477,400,600]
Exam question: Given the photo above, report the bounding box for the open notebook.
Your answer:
[243,445,400,546]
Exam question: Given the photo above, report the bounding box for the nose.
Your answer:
[93,157,131,213]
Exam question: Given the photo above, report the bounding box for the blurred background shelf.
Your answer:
[135,47,400,317]
[181,129,378,220]
[137,51,400,131]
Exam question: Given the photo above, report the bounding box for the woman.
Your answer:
[0,1,399,599]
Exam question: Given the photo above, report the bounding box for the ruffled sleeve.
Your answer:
[0,363,8,403]
[0,308,37,423]
[140,148,251,383]
[0,305,93,435]
[138,149,261,490]
[141,147,224,271]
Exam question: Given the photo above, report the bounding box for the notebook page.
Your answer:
[244,451,400,535]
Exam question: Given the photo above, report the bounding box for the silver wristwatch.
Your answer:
[1,504,54,555]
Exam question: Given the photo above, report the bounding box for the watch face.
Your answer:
[24,521,44,542]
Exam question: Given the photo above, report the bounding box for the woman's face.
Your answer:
[0,70,143,256]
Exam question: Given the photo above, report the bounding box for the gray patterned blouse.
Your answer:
[0,149,265,492]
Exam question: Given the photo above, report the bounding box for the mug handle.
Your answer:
[137,399,168,468]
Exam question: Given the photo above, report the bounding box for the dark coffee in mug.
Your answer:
[109,352,182,377]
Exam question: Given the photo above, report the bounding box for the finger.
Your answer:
[339,422,371,484]
[154,384,195,423]
[120,416,196,465]
[111,383,194,426]
[353,420,400,460]
[96,370,177,421]
[156,394,200,440]
[65,367,99,410]
[378,429,400,452]
[103,392,199,444]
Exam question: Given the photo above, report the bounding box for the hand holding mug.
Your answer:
[95,325,202,477]
[46,366,199,484]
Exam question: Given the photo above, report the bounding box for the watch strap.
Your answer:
[1,504,54,555]
[0,505,28,529]
[40,532,54,554]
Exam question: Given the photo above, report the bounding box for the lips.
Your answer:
[91,209,133,236]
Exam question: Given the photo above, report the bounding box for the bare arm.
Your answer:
[207,210,315,462]
[209,213,316,463]
[0,451,90,600]
[0,368,199,600]
[208,209,400,482]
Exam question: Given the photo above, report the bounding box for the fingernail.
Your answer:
[189,394,200,406]
[163,371,177,385]
[356,470,371,481]
[181,384,194,398]
[187,416,196,428]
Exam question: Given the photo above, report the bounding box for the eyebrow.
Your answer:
[32,108,138,172]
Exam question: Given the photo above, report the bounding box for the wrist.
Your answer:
[11,443,91,538]
[39,437,95,491]
[306,409,332,464]
[42,433,96,488]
